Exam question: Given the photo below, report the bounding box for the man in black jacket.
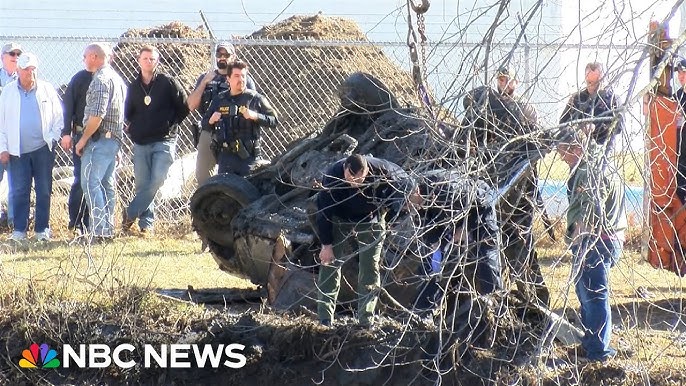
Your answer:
[202,60,276,176]
[463,66,550,307]
[315,154,410,326]
[559,62,623,146]
[60,69,93,235]
[188,42,257,186]
[122,45,189,233]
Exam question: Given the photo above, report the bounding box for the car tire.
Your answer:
[190,173,261,250]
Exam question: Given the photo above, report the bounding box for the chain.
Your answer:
[417,13,428,88]
[407,0,433,116]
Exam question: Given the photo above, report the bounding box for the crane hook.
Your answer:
[409,0,430,15]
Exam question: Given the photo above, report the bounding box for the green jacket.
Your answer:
[565,147,627,245]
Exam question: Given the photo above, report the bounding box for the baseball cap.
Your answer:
[17,53,38,69]
[675,58,686,72]
[215,42,235,55]
[496,66,516,79]
[2,42,22,55]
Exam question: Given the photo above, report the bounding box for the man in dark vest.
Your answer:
[201,60,277,176]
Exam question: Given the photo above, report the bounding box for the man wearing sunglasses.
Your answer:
[187,42,257,187]
[0,43,22,93]
[0,42,22,232]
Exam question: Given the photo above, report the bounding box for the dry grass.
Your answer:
[1,221,686,384]
[538,150,645,185]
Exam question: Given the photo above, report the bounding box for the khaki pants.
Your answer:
[195,130,217,186]
[317,219,386,325]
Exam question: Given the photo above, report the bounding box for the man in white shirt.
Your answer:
[0,53,63,242]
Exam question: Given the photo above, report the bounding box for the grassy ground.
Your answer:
[538,150,645,185]
[2,223,686,385]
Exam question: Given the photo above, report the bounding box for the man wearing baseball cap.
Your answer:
[462,63,549,308]
[0,52,63,243]
[186,41,258,251]
[187,41,258,186]
[0,42,23,230]
[1,42,22,92]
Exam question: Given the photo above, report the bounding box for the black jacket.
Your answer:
[194,71,257,116]
[201,89,278,157]
[316,156,411,245]
[125,71,189,145]
[559,88,623,144]
[62,70,93,137]
[462,85,540,148]
[416,170,498,246]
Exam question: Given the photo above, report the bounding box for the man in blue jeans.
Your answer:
[558,131,626,362]
[75,42,127,241]
[0,53,63,242]
[122,45,189,234]
[61,69,93,235]
[0,42,23,230]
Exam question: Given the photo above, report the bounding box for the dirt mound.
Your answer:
[111,22,210,104]
[107,16,416,159]
[241,14,416,156]
[250,14,367,41]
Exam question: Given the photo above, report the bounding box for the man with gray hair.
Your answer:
[0,52,63,242]
[0,42,23,230]
[75,42,127,242]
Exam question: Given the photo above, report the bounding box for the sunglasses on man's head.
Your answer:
[6,51,20,57]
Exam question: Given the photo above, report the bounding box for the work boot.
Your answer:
[122,211,134,232]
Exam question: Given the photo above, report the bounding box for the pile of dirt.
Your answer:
[242,15,416,156]
[107,16,417,159]
[249,14,367,40]
[111,21,211,111]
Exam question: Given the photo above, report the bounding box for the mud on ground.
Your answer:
[3,284,685,385]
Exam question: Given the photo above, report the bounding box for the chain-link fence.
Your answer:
[0,34,647,226]
[0,35,422,223]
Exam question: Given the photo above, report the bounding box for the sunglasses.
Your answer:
[6,51,20,57]
[216,52,233,59]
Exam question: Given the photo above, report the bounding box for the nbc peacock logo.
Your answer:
[19,343,61,369]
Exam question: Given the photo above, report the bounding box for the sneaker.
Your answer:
[35,229,51,242]
[140,227,153,236]
[9,231,27,242]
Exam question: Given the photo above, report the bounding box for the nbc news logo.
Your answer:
[17,342,246,369]
[19,343,61,369]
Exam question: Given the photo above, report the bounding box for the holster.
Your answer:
[217,138,251,159]
[191,121,201,148]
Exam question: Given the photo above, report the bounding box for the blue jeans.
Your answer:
[572,237,623,361]
[68,134,89,231]
[0,162,14,226]
[126,138,175,229]
[81,137,120,237]
[8,144,55,233]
